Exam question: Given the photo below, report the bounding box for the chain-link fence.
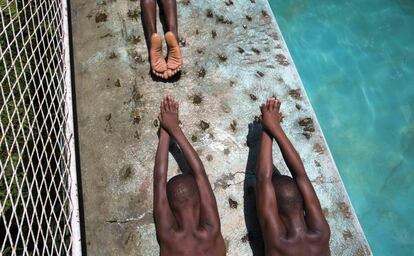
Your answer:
[1,0,81,255]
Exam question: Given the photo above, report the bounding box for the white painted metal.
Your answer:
[0,0,81,255]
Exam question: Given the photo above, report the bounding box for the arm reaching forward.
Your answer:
[153,126,176,238]
[158,95,221,232]
[261,98,329,234]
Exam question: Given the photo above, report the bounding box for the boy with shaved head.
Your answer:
[256,97,331,256]
[153,95,226,256]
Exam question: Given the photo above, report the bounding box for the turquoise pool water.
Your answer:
[268,1,414,255]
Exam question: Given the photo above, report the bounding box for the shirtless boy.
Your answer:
[256,97,331,256]
[153,95,226,256]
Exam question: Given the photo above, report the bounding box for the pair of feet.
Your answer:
[158,96,284,135]
[150,32,183,79]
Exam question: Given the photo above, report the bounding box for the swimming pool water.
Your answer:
[268,0,414,255]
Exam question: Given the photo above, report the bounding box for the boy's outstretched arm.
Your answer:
[262,98,329,234]
[159,95,220,231]
[256,125,285,239]
[153,127,176,239]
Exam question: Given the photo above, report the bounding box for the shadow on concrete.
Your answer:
[169,139,191,174]
[244,121,281,256]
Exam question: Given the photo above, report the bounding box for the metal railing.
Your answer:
[0,0,81,255]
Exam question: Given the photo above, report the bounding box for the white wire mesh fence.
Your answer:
[0,0,80,255]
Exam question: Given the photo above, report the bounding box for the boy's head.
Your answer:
[272,175,304,215]
[167,174,200,212]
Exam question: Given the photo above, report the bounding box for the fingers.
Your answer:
[275,99,281,111]
[166,95,172,111]
[260,103,265,113]
[270,98,276,111]
[160,99,165,113]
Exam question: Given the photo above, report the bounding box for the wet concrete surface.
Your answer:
[70,0,371,255]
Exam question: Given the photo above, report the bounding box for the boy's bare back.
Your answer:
[256,98,330,256]
[154,96,225,256]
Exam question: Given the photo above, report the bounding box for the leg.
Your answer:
[141,0,168,77]
[158,0,182,75]
[158,0,178,37]
[141,0,157,37]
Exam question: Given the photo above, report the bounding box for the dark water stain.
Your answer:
[230,120,237,132]
[95,12,107,23]
[199,120,210,130]
[198,67,206,78]
[127,8,140,20]
[299,118,315,132]
[275,54,290,66]
[289,89,302,100]
[206,9,214,18]
[228,198,238,209]
[211,30,217,39]
[190,94,203,105]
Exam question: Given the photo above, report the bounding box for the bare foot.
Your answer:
[165,32,183,73]
[260,97,284,132]
[159,95,180,133]
[150,33,167,76]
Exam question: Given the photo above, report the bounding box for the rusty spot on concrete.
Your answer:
[218,53,228,62]
[109,51,117,59]
[214,173,235,189]
[314,143,325,154]
[228,198,238,209]
[299,118,315,132]
[343,229,353,240]
[190,94,203,105]
[256,71,265,77]
[216,15,233,24]
[191,134,198,142]
[224,0,233,6]
[241,233,249,243]
[289,89,302,100]
[275,54,289,66]
[251,47,260,54]
[224,148,230,155]
[338,202,352,219]
[95,12,107,23]
[212,30,217,39]
[206,154,213,161]
[199,120,210,130]
[131,110,141,124]
[127,8,140,20]
[230,120,237,132]
[120,166,133,180]
[302,132,311,139]
[198,67,206,78]
[206,9,213,18]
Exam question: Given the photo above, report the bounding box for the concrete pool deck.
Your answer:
[70,0,372,255]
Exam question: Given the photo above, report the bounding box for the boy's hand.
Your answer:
[159,95,180,134]
[260,97,284,132]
